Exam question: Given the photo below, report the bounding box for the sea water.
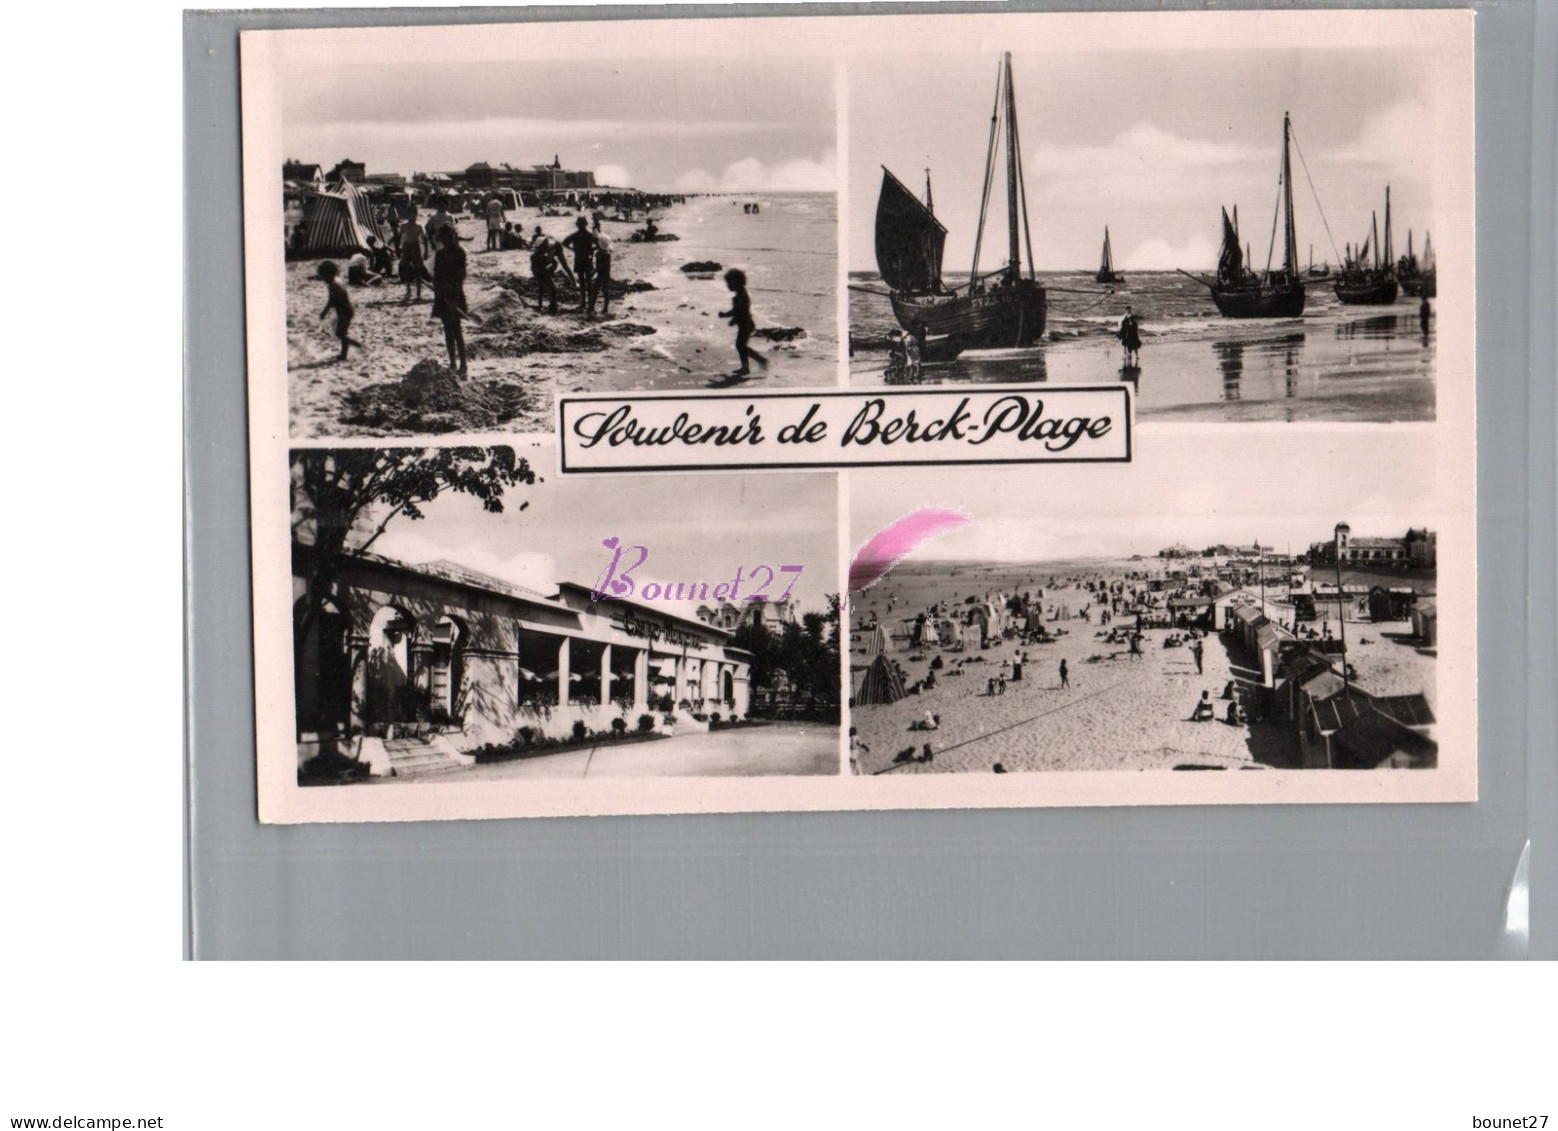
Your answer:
[654,193,838,348]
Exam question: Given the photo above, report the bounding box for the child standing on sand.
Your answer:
[430,225,468,377]
[719,268,768,377]
[316,261,361,362]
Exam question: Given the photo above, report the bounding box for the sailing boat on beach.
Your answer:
[1306,245,1330,278]
[1096,227,1124,284]
[1334,185,1399,305]
[1203,112,1305,318]
[1401,230,1437,298]
[874,52,1046,360]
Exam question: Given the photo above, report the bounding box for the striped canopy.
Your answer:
[294,180,384,256]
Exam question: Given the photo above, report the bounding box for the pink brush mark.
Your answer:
[849,508,973,593]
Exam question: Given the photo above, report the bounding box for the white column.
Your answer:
[557,637,571,706]
[600,644,613,707]
[633,649,649,712]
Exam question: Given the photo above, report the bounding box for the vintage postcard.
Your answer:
[242,10,1475,821]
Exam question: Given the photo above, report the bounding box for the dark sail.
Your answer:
[875,167,947,294]
[1217,208,1243,282]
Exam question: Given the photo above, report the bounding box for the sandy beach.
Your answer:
[287,194,838,438]
[848,559,1437,775]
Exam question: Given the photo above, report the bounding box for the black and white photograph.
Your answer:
[244,24,840,440]
[241,10,1477,819]
[845,428,1466,790]
[286,444,841,796]
[847,35,1469,422]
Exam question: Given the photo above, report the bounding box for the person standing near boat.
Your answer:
[1117,305,1141,366]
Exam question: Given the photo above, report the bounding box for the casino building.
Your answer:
[293,549,752,773]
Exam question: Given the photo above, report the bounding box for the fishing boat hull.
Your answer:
[1096,270,1124,284]
[1401,275,1436,299]
[1211,281,1305,319]
[1333,278,1399,305]
[889,280,1047,356]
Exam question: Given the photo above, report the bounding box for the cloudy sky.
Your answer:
[849,430,1439,563]
[849,47,1445,272]
[278,53,836,193]
[365,452,838,616]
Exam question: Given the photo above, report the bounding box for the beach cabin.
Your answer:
[1167,595,1213,629]
[1213,588,1264,630]
[1410,600,1438,647]
[1295,668,1349,768]
[1367,586,1417,623]
[1331,706,1438,769]
[1253,619,1294,688]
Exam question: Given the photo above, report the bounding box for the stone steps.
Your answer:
[383,735,465,778]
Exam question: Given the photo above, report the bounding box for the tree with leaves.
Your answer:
[731,595,841,718]
[291,446,534,665]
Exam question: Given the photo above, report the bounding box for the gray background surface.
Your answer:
[185,2,1556,959]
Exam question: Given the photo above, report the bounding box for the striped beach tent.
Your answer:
[856,654,906,706]
[862,624,890,658]
[293,180,384,257]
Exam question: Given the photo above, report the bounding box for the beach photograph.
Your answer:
[847,434,1443,775]
[252,28,839,438]
[846,43,1464,421]
[288,443,842,784]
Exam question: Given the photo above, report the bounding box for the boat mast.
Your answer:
[1383,185,1393,272]
[1003,53,1021,279]
[969,61,1004,288]
[1282,112,1297,278]
[1371,212,1380,271]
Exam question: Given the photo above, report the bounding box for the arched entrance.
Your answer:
[362,605,415,734]
[722,669,734,705]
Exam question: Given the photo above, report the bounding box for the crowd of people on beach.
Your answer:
[299,191,767,379]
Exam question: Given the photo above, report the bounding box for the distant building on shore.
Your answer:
[282,160,323,188]
[1308,527,1436,569]
[458,155,596,193]
[327,158,367,184]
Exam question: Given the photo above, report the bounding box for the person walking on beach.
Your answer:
[1058,659,1070,690]
[591,234,613,317]
[720,269,768,377]
[1192,639,1204,674]
[315,261,361,363]
[561,217,598,315]
[484,194,504,252]
[398,210,429,303]
[430,225,469,377]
